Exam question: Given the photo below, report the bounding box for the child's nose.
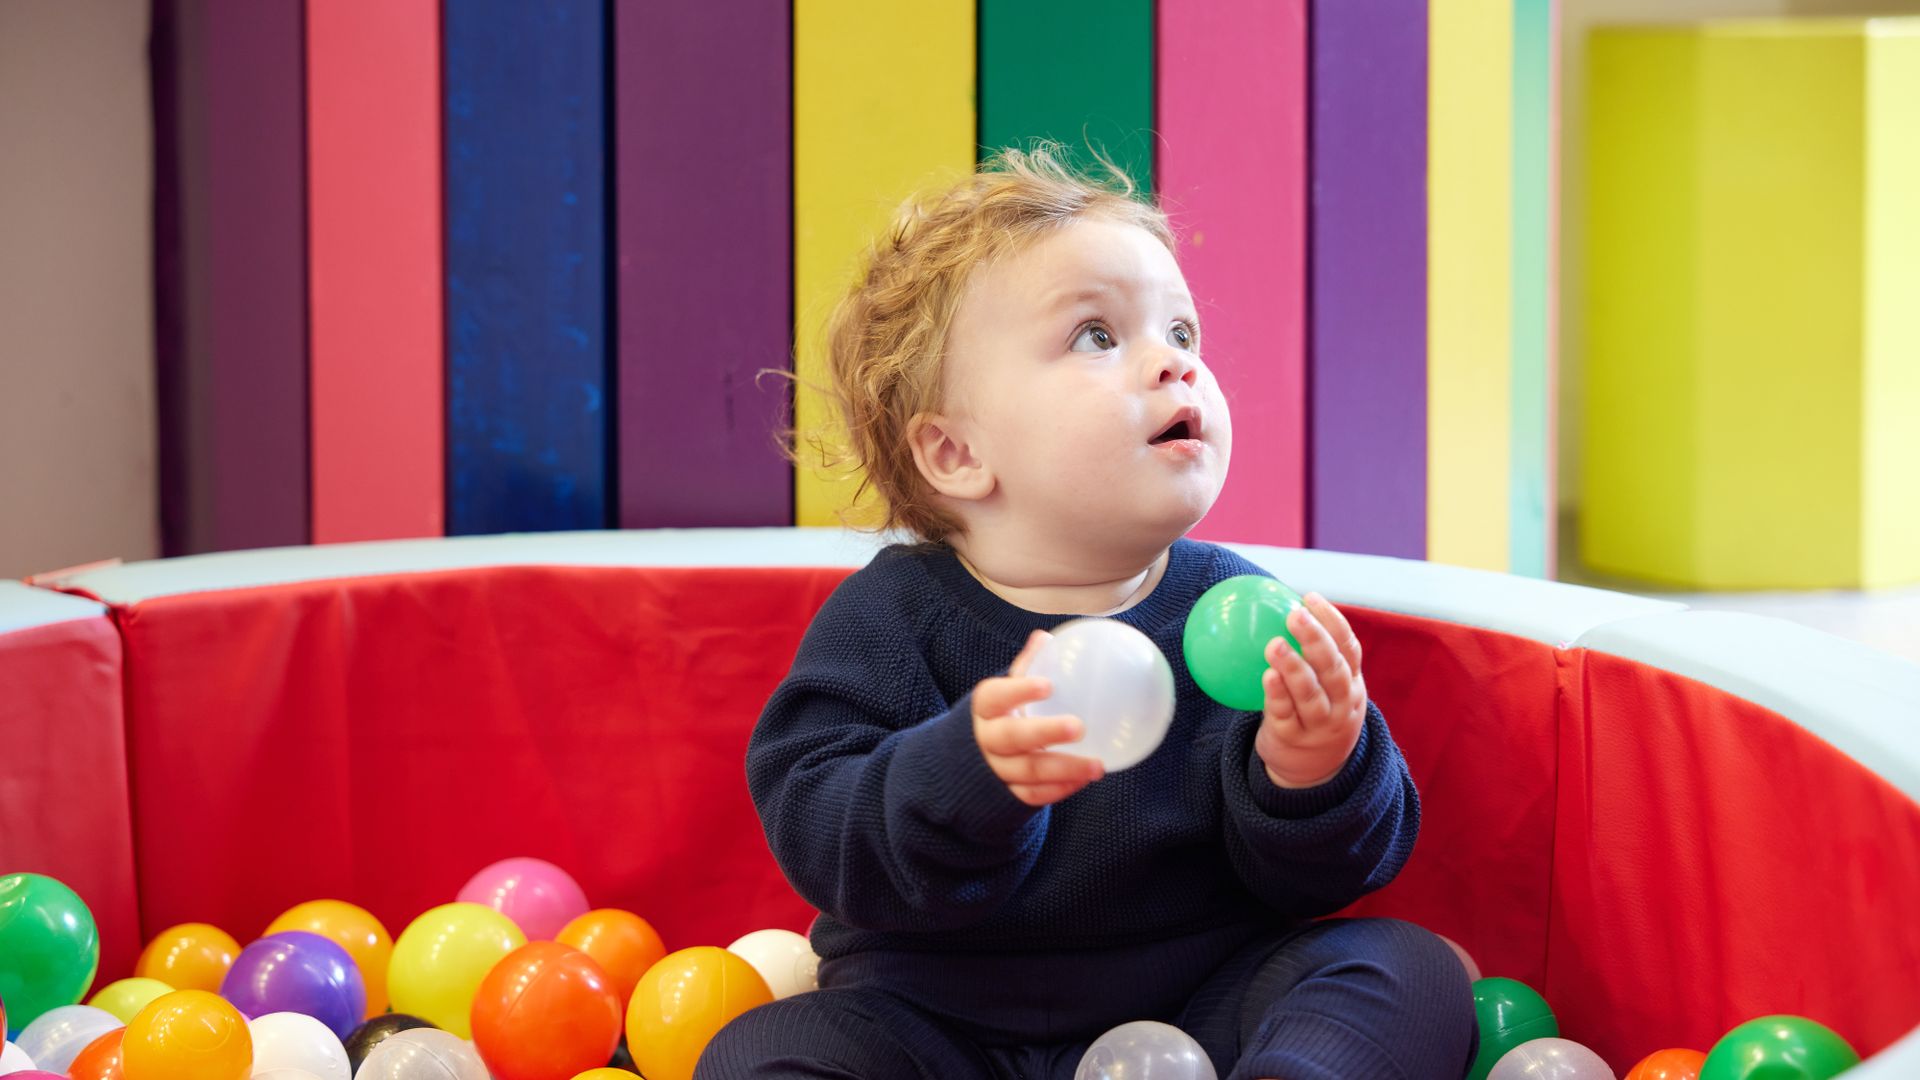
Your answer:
[1152,348,1199,387]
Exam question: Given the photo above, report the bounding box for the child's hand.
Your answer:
[1255,593,1368,790]
[973,630,1106,807]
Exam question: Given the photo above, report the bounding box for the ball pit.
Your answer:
[2,528,1919,1076]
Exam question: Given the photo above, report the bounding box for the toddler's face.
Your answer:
[941,217,1232,550]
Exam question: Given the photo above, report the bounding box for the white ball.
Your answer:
[1076,1020,1217,1080]
[14,1004,121,1074]
[248,1011,350,1080]
[1021,618,1176,771]
[0,1041,38,1076]
[355,1029,489,1080]
[727,928,821,999]
[1487,1037,1616,1080]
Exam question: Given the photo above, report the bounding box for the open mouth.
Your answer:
[1150,421,1193,444]
[1150,407,1201,445]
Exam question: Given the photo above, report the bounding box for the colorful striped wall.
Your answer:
[150,0,1559,575]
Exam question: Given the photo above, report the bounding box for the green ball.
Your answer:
[1701,1016,1860,1080]
[0,871,100,1034]
[1182,574,1305,711]
[1468,977,1559,1080]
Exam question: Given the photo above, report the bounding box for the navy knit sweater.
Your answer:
[746,538,1419,1028]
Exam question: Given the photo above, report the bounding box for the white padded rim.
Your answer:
[0,579,107,636]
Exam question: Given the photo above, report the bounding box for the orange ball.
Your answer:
[471,941,624,1080]
[265,898,394,1018]
[122,989,252,1080]
[555,909,666,1007]
[134,923,240,993]
[1626,1047,1708,1080]
[625,946,771,1080]
[68,1026,128,1080]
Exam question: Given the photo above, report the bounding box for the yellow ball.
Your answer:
[87,976,173,1023]
[625,946,772,1080]
[266,898,394,1018]
[387,901,526,1038]
[122,989,252,1080]
[570,1071,639,1079]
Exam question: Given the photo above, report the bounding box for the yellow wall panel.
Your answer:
[1583,28,1702,585]
[1863,22,1920,588]
[1583,18,1920,590]
[792,1,975,527]
[1429,0,1514,571]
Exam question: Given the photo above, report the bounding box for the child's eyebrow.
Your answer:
[1041,284,1118,314]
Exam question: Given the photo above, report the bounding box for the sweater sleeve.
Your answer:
[1217,699,1420,917]
[746,577,1048,933]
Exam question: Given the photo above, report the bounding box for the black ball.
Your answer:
[344,1012,438,1072]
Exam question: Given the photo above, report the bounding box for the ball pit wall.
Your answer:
[7,528,1919,1076]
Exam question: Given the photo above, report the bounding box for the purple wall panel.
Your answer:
[151,0,309,556]
[1309,0,1427,559]
[615,1,792,527]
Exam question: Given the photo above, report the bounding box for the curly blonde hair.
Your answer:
[801,142,1175,545]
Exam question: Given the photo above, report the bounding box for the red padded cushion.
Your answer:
[0,617,143,981]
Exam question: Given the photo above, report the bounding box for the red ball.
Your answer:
[470,940,623,1080]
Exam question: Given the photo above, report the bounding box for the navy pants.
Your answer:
[696,918,1478,1080]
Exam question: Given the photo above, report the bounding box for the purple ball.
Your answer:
[220,930,366,1040]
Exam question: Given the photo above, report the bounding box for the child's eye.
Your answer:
[1070,323,1116,353]
[1169,322,1197,350]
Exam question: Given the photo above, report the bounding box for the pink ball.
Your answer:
[456,858,589,940]
[1438,934,1482,983]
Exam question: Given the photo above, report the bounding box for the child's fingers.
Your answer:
[1269,635,1329,727]
[1286,607,1348,713]
[1009,778,1094,807]
[991,750,1104,787]
[1262,668,1297,727]
[977,712,1083,757]
[973,674,1053,721]
[1304,593,1363,674]
[1008,629,1051,679]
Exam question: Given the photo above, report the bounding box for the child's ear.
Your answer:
[908,413,994,502]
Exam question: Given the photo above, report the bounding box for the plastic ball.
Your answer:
[248,1011,350,1080]
[65,1027,126,1080]
[570,1071,637,1080]
[1469,978,1560,1080]
[87,978,173,1025]
[355,1028,488,1080]
[13,1005,119,1074]
[0,1041,34,1074]
[456,858,590,941]
[726,929,820,1000]
[343,1013,435,1074]
[1437,935,1482,983]
[253,1071,326,1080]
[1019,618,1177,771]
[471,941,622,1080]
[1626,1048,1706,1080]
[0,873,101,1032]
[1182,574,1306,710]
[134,923,240,994]
[121,989,252,1080]
[387,903,525,1039]
[1700,1016,1858,1080]
[555,910,665,1008]
[220,931,364,1041]
[265,900,394,1018]
[1489,1038,1616,1080]
[1075,1020,1217,1080]
[625,947,772,1080]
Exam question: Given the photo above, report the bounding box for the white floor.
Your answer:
[1555,514,1920,666]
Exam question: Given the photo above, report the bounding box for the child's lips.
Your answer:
[1151,437,1207,460]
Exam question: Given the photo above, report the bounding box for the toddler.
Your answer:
[701,147,1477,1080]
